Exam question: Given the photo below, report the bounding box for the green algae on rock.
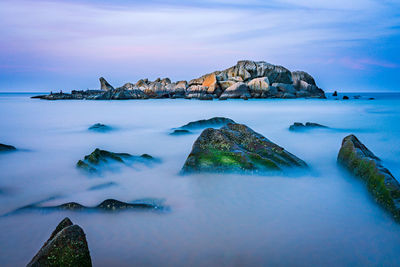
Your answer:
[27,217,92,267]
[337,134,400,221]
[181,123,307,174]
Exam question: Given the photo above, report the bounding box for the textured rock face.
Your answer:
[99,77,114,91]
[0,143,16,152]
[219,82,251,99]
[33,60,325,100]
[27,217,92,267]
[338,135,400,221]
[182,123,307,173]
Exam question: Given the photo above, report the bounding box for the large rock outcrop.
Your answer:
[338,134,400,221]
[32,60,325,100]
[181,123,307,173]
[27,217,92,267]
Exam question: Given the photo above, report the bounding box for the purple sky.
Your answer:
[1,0,399,92]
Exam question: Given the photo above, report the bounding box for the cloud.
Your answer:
[0,0,399,91]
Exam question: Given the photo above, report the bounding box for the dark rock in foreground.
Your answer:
[88,123,112,132]
[0,143,16,152]
[32,60,326,100]
[179,117,235,130]
[338,135,400,221]
[76,148,156,173]
[182,123,307,174]
[289,122,328,131]
[170,129,192,135]
[27,217,92,267]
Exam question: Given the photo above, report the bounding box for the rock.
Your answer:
[247,77,270,98]
[170,129,192,135]
[88,123,112,132]
[219,82,251,99]
[99,77,114,91]
[333,91,338,97]
[76,148,155,173]
[289,122,328,131]
[369,97,375,100]
[343,96,349,100]
[178,117,235,130]
[27,217,92,267]
[181,123,307,173]
[0,143,16,152]
[292,71,316,86]
[338,135,400,221]
[272,83,296,94]
[32,60,325,100]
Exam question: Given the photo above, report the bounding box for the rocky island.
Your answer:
[32,60,325,100]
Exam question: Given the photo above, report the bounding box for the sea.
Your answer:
[0,92,400,266]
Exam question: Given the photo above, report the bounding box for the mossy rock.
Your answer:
[182,123,307,174]
[27,217,92,267]
[337,134,400,221]
[77,148,155,173]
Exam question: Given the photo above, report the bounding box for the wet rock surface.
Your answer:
[182,123,307,174]
[27,217,92,267]
[76,148,156,173]
[338,134,400,221]
[32,60,325,100]
[88,123,112,132]
[170,129,192,135]
[0,143,16,152]
[289,122,328,131]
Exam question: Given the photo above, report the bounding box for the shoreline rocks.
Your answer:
[32,60,326,100]
[181,123,307,174]
[27,217,92,267]
[338,134,400,221]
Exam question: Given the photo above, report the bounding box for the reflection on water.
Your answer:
[0,93,400,266]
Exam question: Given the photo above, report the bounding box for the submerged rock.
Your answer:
[343,96,349,100]
[76,148,155,173]
[170,129,192,135]
[289,122,328,131]
[182,123,307,174]
[178,117,235,130]
[18,199,167,213]
[88,182,117,191]
[332,91,338,97]
[27,217,92,267]
[0,143,16,152]
[338,135,400,221]
[88,123,112,132]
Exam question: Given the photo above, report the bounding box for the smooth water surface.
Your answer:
[0,93,400,266]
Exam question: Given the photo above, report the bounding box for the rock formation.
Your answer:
[32,60,326,100]
[0,143,16,152]
[178,117,235,130]
[27,217,92,267]
[289,122,328,131]
[88,123,112,132]
[76,148,155,173]
[338,134,400,221]
[181,123,307,174]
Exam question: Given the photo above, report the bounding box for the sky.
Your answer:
[0,0,399,92]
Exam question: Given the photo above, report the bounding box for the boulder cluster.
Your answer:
[33,60,325,100]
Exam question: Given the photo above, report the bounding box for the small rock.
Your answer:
[0,143,16,152]
[88,123,112,132]
[343,96,349,100]
[332,91,338,97]
[170,129,192,135]
[289,122,328,131]
[178,117,235,130]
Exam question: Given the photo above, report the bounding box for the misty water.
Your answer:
[1,93,400,266]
